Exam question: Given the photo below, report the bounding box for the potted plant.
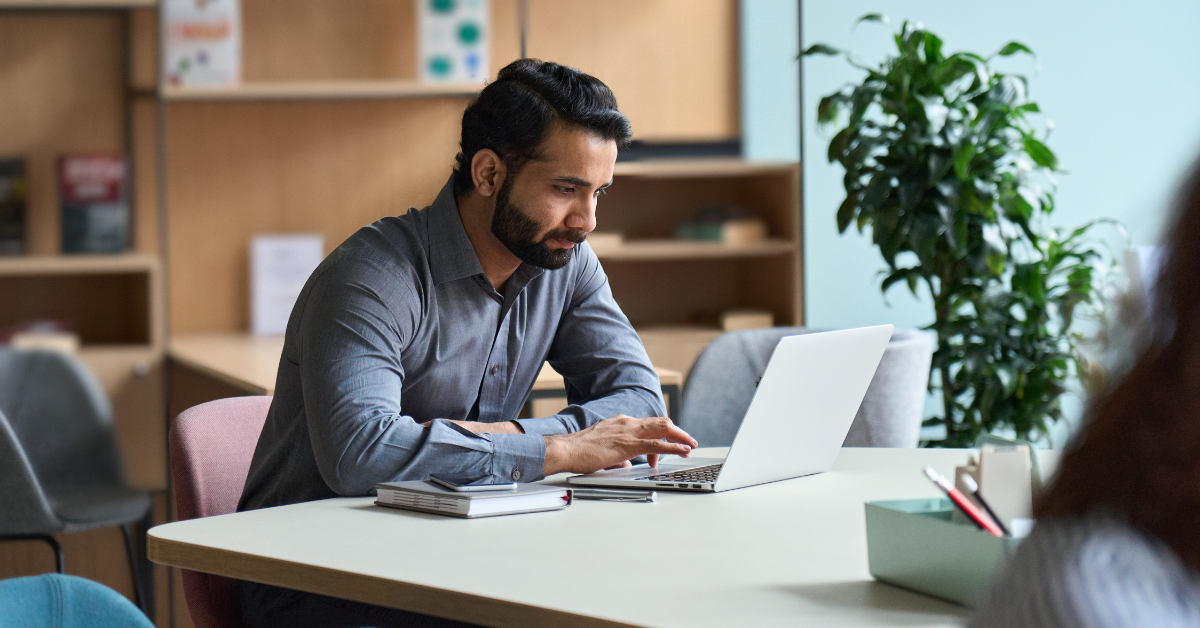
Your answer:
[803,17,1115,447]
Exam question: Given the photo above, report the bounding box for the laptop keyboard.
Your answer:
[634,463,722,483]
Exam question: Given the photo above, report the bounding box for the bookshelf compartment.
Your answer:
[604,255,798,330]
[601,169,800,244]
[0,271,152,344]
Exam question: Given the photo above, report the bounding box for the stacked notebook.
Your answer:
[375,481,570,519]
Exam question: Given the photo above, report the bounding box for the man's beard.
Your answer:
[490,176,586,270]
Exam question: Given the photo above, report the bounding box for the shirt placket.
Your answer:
[478,306,511,422]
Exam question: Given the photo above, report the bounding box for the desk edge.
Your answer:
[148,531,634,628]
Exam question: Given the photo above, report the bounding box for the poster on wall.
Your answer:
[163,0,242,87]
[417,0,489,83]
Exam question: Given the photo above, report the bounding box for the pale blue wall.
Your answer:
[741,0,801,161]
[801,1,1200,335]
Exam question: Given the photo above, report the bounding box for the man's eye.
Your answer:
[595,188,608,197]
[557,186,574,194]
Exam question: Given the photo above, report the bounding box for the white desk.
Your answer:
[148,448,1029,627]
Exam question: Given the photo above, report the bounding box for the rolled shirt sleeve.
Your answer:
[299,258,547,494]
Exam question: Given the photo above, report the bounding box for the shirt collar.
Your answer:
[428,177,486,286]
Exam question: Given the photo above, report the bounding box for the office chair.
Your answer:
[170,395,272,628]
[678,328,934,448]
[0,348,152,614]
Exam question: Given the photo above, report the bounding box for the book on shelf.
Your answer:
[0,158,25,255]
[674,205,769,245]
[59,154,130,254]
[163,0,242,87]
[375,480,571,519]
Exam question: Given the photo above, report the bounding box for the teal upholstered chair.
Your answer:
[0,574,154,628]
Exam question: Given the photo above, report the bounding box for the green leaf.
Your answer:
[922,32,944,64]
[827,127,852,163]
[1014,102,1040,114]
[801,43,841,57]
[1022,135,1059,170]
[855,13,888,26]
[836,195,858,233]
[995,41,1034,58]
[953,139,975,180]
[881,267,914,293]
[817,94,842,125]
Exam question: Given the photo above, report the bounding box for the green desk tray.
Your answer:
[865,498,1022,606]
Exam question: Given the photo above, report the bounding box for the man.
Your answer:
[236,59,698,627]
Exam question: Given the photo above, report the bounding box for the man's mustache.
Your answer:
[542,229,588,244]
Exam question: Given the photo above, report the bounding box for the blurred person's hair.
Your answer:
[1038,156,1200,568]
[452,59,633,197]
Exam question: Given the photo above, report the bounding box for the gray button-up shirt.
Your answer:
[239,178,665,511]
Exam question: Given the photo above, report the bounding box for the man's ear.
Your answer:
[471,149,507,198]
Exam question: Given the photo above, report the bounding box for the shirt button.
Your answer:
[490,366,500,376]
[511,468,521,481]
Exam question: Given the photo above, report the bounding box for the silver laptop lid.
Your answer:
[713,325,893,492]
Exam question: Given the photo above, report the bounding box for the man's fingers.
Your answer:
[603,460,634,470]
[639,418,698,448]
[647,453,659,468]
[639,439,692,457]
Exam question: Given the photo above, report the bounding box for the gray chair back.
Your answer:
[0,409,59,533]
[678,328,934,448]
[0,349,126,488]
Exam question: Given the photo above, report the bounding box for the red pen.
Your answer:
[923,467,1005,537]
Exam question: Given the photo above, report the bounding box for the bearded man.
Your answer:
[236,59,697,628]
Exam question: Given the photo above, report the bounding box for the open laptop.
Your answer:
[567,325,894,493]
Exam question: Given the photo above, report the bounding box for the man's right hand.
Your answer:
[542,415,697,476]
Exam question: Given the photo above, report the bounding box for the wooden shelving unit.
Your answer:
[162,79,483,102]
[0,1,170,621]
[595,159,802,375]
[0,0,155,8]
[0,253,157,275]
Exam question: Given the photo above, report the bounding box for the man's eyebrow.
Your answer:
[554,175,612,188]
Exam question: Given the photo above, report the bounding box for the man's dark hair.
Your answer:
[452,59,632,196]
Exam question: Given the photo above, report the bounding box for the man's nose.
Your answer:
[565,197,597,233]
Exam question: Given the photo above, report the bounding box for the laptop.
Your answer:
[567,325,894,493]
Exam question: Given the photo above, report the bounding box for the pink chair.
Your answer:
[169,396,272,628]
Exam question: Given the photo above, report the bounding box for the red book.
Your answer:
[59,154,129,254]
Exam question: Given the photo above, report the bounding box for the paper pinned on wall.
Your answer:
[163,0,242,87]
[417,0,490,83]
[250,234,324,336]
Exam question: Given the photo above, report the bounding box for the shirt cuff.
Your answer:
[491,433,547,482]
[513,416,572,436]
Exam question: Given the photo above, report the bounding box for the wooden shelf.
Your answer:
[162,80,483,102]
[0,253,158,276]
[0,0,155,8]
[613,158,797,178]
[591,238,795,261]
